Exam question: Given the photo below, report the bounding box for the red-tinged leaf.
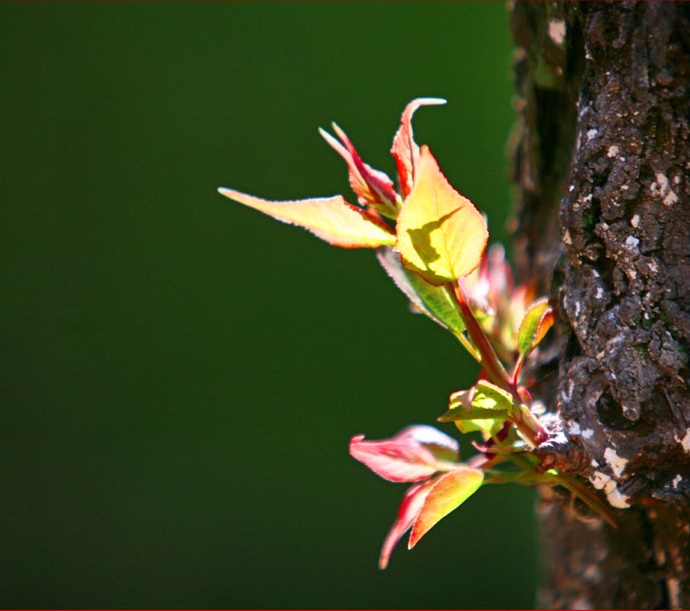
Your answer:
[408,467,484,549]
[398,424,460,463]
[379,480,435,570]
[319,124,398,212]
[218,188,395,249]
[517,297,555,357]
[395,146,488,285]
[349,425,458,483]
[391,97,447,197]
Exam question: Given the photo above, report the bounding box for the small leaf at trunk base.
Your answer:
[395,146,488,285]
[517,297,555,357]
[218,188,395,249]
[408,467,484,549]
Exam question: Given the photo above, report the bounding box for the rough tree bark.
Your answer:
[509,2,690,608]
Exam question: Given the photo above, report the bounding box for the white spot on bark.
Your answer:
[631,214,640,228]
[582,429,594,439]
[595,286,604,299]
[569,421,582,435]
[607,145,619,158]
[664,190,679,206]
[569,184,575,192]
[587,129,598,140]
[604,447,628,478]
[672,474,683,489]
[625,235,639,250]
[563,229,572,245]
[621,184,629,190]
[606,487,631,509]
[681,429,690,453]
[548,19,566,45]
[590,471,631,508]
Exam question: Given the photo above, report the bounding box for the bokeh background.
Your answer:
[0,3,538,608]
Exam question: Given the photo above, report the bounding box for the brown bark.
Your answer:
[510,2,690,608]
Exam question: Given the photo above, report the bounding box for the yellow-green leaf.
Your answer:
[218,188,396,249]
[517,297,555,357]
[395,146,488,285]
[408,467,484,549]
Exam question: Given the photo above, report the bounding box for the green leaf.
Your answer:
[471,380,514,413]
[395,146,488,286]
[408,467,484,549]
[376,247,465,335]
[437,407,507,423]
[516,297,555,357]
[444,382,512,436]
[218,188,396,249]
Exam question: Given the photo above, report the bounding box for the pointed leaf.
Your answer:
[391,98,446,197]
[395,146,488,285]
[408,467,484,549]
[376,246,465,335]
[320,124,398,211]
[218,188,395,248]
[517,297,555,357]
[379,480,435,570]
[349,425,458,483]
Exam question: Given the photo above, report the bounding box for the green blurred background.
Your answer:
[0,3,538,608]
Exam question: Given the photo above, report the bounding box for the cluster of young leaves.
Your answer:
[219,99,613,570]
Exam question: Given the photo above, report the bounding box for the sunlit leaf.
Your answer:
[517,297,555,357]
[349,426,458,484]
[391,97,446,197]
[379,480,434,570]
[437,406,507,423]
[376,246,465,335]
[408,467,484,549]
[320,124,398,212]
[395,146,488,285]
[471,380,514,413]
[218,188,395,248]
[443,382,510,436]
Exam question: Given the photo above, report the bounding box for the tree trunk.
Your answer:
[509,2,690,608]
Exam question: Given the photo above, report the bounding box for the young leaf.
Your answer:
[516,297,555,357]
[379,480,435,570]
[376,246,465,335]
[444,383,510,436]
[471,380,514,413]
[349,426,458,484]
[320,124,398,212]
[395,146,488,285]
[218,188,396,249]
[391,97,447,197]
[408,467,484,549]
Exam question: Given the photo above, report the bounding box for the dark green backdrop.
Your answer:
[1,3,538,608]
